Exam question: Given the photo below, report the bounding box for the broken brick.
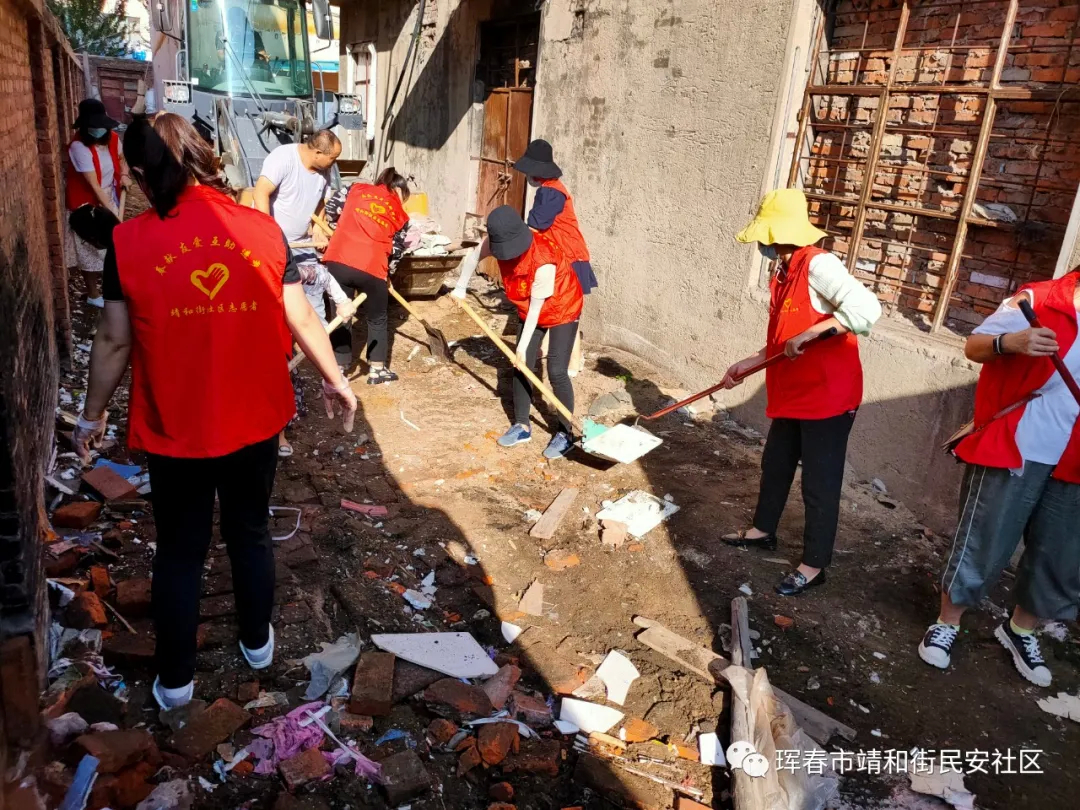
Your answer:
[81,466,139,502]
[168,698,250,759]
[279,747,330,791]
[620,717,659,743]
[74,730,156,774]
[66,592,108,629]
[362,556,395,578]
[112,761,155,808]
[102,632,156,665]
[488,805,516,810]
[504,739,560,777]
[627,542,645,553]
[511,691,553,726]
[457,745,482,776]
[774,614,795,630]
[426,718,458,745]
[115,579,152,618]
[392,660,443,701]
[482,664,521,711]
[89,565,112,596]
[675,798,712,810]
[478,722,519,766]
[339,713,374,736]
[232,760,254,776]
[543,549,581,570]
[349,651,395,717]
[671,742,699,762]
[237,681,260,704]
[53,501,102,529]
[380,750,432,804]
[424,678,494,717]
[599,519,628,548]
[489,783,515,802]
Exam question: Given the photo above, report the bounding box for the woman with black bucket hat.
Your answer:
[486,205,584,459]
[67,98,131,308]
[514,139,594,375]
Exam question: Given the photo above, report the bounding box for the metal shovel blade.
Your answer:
[580,420,663,464]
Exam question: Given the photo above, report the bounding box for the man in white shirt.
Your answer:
[254,131,342,458]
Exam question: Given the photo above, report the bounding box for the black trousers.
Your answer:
[148,436,278,688]
[514,320,578,432]
[753,411,856,569]
[324,261,390,364]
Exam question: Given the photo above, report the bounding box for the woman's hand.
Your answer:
[784,330,818,358]
[73,411,108,466]
[1003,327,1059,357]
[322,377,358,433]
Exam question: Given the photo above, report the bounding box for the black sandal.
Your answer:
[721,529,778,551]
[367,368,399,385]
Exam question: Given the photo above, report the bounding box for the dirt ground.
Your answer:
[54,261,1080,810]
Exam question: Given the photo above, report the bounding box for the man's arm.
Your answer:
[966,292,1059,363]
[252,175,277,215]
[517,263,556,359]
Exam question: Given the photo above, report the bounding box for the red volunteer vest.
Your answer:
[765,246,863,420]
[956,271,1080,483]
[322,183,409,280]
[498,231,583,328]
[113,185,295,458]
[539,178,591,265]
[66,133,122,211]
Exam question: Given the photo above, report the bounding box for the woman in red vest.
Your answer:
[515,139,593,374]
[321,168,411,384]
[720,189,881,596]
[917,270,1080,689]
[484,205,584,459]
[72,113,357,710]
[67,99,131,308]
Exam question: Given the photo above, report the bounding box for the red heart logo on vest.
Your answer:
[190,263,230,300]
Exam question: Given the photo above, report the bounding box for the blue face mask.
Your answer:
[88,127,108,139]
[758,243,778,262]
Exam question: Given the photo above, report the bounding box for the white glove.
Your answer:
[450,286,467,300]
[74,411,108,466]
[322,377,357,433]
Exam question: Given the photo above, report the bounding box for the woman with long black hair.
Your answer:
[73,112,357,710]
[321,168,412,384]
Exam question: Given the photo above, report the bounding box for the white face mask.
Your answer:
[758,243,778,262]
[88,128,108,140]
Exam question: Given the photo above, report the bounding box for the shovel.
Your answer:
[638,327,841,422]
[118,189,128,222]
[450,295,662,464]
[388,284,451,361]
[288,292,367,372]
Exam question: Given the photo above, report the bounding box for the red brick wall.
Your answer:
[0,0,81,779]
[801,0,1080,332]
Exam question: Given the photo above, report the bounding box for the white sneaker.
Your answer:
[152,677,194,710]
[240,625,275,670]
[86,296,105,309]
[918,622,959,669]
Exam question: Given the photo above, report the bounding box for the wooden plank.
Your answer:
[730,596,754,669]
[632,616,855,745]
[529,487,579,540]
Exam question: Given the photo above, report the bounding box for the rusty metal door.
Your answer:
[98,69,140,126]
[476,86,533,218]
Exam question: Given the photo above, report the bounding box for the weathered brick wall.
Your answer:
[0,0,80,776]
[803,0,1080,332]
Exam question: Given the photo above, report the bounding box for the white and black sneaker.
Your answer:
[918,622,959,669]
[995,621,1051,687]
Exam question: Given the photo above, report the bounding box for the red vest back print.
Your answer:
[765,246,863,420]
[66,132,122,211]
[539,178,591,265]
[321,183,409,280]
[498,231,583,328]
[113,185,295,458]
[956,271,1080,483]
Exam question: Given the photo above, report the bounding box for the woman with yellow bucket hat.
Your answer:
[720,188,881,596]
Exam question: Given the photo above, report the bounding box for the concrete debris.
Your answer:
[599,519,628,548]
[570,676,606,701]
[501,622,523,644]
[909,768,977,810]
[372,632,499,679]
[594,651,639,706]
[135,779,193,810]
[738,583,753,597]
[558,698,624,734]
[403,589,433,610]
[596,491,678,539]
[697,732,726,766]
[518,581,545,616]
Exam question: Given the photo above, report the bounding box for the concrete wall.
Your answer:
[338,0,1080,531]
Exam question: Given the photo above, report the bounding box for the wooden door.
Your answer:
[476,86,533,218]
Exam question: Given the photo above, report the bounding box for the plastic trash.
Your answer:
[300,634,362,701]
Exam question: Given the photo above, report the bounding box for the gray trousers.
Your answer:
[942,462,1080,620]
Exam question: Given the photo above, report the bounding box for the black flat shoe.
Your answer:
[775,570,826,596]
[721,530,778,552]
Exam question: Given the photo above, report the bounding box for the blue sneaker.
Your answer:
[543,431,574,459]
[497,424,532,447]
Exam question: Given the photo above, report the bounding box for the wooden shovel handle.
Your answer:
[1018,299,1080,407]
[119,189,128,223]
[388,284,422,320]
[288,292,367,372]
[311,214,334,238]
[452,296,581,433]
